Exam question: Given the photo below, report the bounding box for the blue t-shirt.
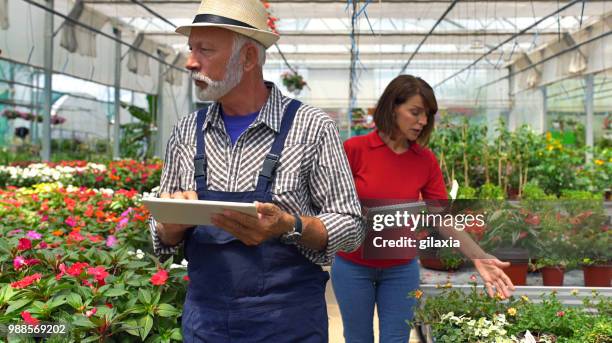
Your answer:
[220,107,259,145]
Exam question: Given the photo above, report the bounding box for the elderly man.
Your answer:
[149,0,364,341]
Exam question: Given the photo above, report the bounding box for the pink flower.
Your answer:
[8,229,23,236]
[65,217,77,227]
[13,256,26,270]
[470,274,477,282]
[41,215,49,222]
[116,217,129,230]
[21,311,39,325]
[38,241,48,249]
[85,308,97,317]
[556,311,565,317]
[150,269,169,286]
[120,207,133,218]
[105,235,117,248]
[26,230,42,240]
[17,238,32,251]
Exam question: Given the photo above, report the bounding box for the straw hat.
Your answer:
[175,0,280,49]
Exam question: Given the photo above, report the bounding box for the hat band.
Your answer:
[192,14,257,30]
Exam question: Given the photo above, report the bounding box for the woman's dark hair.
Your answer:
[373,75,438,146]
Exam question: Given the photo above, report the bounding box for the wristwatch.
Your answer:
[282,214,302,244]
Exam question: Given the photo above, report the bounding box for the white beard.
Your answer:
[192,51,244,102]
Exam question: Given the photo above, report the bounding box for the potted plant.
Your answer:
[531,202,578,286]
[479,202,542,285]
[280,71,307,95]
[561,191,611,287]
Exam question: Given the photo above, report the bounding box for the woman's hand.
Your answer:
[472,254,515,299]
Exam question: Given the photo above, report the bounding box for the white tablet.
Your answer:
[142,197,258,226]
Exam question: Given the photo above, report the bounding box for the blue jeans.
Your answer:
[331,257,420,343]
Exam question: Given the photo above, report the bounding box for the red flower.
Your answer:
[87,266,109,283]
[21,311,39,325]
[183,275,190,282]
[556,311,565,317]
[68,231,85,242]
[524,214,541,226]
[17,238,32,251]
[84,205,94,218]
[11,273,42,289]
[150,269,169,286]
[67,262,90,277]
[105,303,113,309]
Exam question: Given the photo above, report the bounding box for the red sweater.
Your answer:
[337,130,448,268]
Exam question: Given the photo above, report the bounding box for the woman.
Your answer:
[332,75,514,343]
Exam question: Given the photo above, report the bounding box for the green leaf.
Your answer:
[169,328,182,340]
[139,315,154,340]
[66,293,83,309]
[124,261,150,269]
[97,284,111,294]
[5,298,31,314]
[152,291,161,306]
[46,295,66,311]
[138,289,152,305]
[81,335,102,343]
[0,284,14,303]
[104,288,128,297]
[71,316,97,329]
[123,319,141,337]
[156,304,180,318]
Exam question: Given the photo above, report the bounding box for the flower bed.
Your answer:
[412,285,611,342]
[0,160,162,192]
[0,183,187,341]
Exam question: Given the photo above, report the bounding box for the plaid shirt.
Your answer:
[149,82,365,266]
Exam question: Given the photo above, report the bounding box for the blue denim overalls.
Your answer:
[181,100,329,342]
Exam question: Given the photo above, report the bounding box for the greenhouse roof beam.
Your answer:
[478,29,612,90]
[129,0,176,28]
[20,0,186,73]
[83,1,607,20]
[398,0,459,74]
[433,0,581,88]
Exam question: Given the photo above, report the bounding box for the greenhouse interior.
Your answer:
[0,0,610,342]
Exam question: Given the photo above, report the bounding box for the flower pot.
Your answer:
[493,248,529,286]
[419,248,464,271]
[541,266,565,286]
[583,265,611,287]
[502,263,529,286]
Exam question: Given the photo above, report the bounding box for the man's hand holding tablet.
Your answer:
[155,191,198,246]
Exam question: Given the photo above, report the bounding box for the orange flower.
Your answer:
[414,290,423,299]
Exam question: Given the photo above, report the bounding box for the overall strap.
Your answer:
[255,99,302,194]
[194,106,209,193]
